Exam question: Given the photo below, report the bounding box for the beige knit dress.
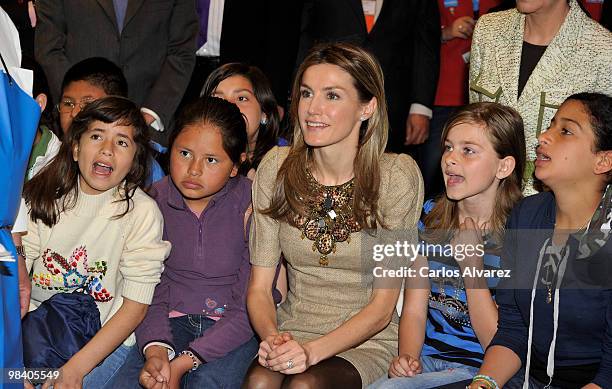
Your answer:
[250,147,424,386]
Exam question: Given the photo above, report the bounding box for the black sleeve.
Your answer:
[409,0,441,108]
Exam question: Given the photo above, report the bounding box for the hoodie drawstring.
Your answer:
[523,238,569,389]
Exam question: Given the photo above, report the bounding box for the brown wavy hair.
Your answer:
[263,42,389,230]
[423,102,526,246]
[24,96,150,227]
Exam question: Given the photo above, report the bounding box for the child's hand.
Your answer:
[168,368,181,389]
[42,364,84,389]
[272,332,292,347]
[444,16,475,40]
[388,354,422,378]
[27,1,37,27]
[452,217,485,271]
[168,354,194,389]
[140,346,171,389]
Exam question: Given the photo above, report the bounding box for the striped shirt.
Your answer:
[419,199,501,368]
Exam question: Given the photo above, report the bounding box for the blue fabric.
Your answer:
[147,156,165,185]
[112,315,258,388]
[196,0,210,47]
[112,0,128,32]
[504,372,564,389]
[0,69,39,382]
[22,292,101,369]
[31,345,143,389]
[443,0,459,8]
[368,355,478,389]
[489,192,612,387]
[150,140,167,154]
[82,344,132,389]
[146,141,166,185]
[276,137,290,147]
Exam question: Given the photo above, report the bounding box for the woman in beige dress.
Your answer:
[243,42,424,388]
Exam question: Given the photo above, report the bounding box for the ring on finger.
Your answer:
[286,359,294,369]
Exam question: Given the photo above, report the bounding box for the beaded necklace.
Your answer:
[293,169,361,266]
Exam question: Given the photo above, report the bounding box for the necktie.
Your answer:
[196,0,211,47]
[113,0,128,33]
[362,0,376,33]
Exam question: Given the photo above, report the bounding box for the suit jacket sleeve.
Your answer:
[142,0,198,128]
[34,0,71,103]
[409,0,440,108]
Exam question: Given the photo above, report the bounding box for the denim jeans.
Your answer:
[82,344,133,389]
[111,315,258,389]
[367,355,479,389]
[34,345,132,389]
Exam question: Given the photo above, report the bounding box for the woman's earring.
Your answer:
[260,116,268,125]
[360,115,367,121]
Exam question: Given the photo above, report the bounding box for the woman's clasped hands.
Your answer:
[258,332,313,374]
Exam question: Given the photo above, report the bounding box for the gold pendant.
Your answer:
[319,255,329,266]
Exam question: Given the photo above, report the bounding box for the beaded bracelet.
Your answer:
[179,350,201,371]
[470,374,499,389]
[466,384,492,389]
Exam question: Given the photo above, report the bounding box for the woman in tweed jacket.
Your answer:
[469,0,612,195]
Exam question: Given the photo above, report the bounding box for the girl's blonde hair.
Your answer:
[264,42,388,230]
[423,102,526,245]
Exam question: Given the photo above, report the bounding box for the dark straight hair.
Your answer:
[565,93,612,153]
[171,96,247,166]
[566,92,612,184]
[61,57,128,97]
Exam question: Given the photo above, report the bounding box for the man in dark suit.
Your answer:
[34,0,198,147]
[183,0,301,108]
[297,0,440,152]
